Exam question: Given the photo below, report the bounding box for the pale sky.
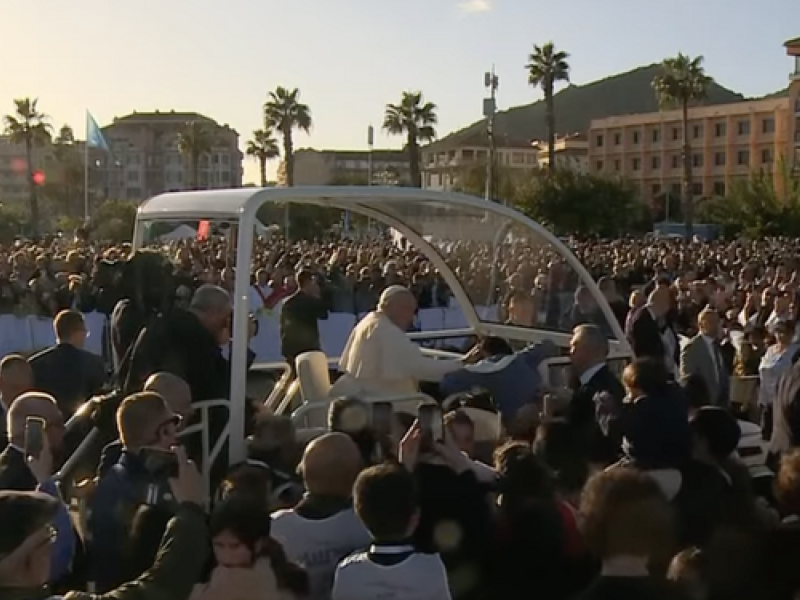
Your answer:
[1,0,798,184]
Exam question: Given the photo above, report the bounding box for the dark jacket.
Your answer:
[29,343,107,418]
[280,290,328,363]
[88,451,174,592]
[0,502,209,600]
[0,445,38,491]
[627,307,680,367]
[569,365,626,464]
[771,354,800,456]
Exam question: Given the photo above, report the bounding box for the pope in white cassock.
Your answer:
[331,285,465,398]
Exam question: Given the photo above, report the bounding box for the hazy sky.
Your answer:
[1,0,798,183]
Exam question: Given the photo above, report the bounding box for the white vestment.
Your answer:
[332,311,462,397]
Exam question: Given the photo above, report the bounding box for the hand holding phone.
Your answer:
[24,417,45,460]
[418,404,444,453]
[140,448,180,479]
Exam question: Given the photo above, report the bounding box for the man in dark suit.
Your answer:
[29,310,107,420]
[280,269,329,368]
[627,285,680,377]
[567,324,625,463]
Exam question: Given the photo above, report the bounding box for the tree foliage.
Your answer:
[516,170,649,237]
[526,42,570,171]
[265,87,312,187]
[698,169,800,238]
[383,91,437,188]
[92,200,137,241]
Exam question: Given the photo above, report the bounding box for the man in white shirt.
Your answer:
[332,285,465,398]
[248,268,273,315]
[271,432,371,600]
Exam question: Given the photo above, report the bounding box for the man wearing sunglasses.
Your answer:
[88,391,182,593]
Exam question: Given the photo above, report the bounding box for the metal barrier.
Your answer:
[179,398,230,508]
[290,392,435,429]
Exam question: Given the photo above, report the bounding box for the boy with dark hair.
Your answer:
[332,464,451,600]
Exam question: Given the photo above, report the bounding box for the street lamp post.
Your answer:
[483,68,499,202]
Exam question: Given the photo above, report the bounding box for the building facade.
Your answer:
[421,132,538,191]
[589,38,800,204]
[292,148,410,186]
[533,133,589,173]
[100,110,243,201]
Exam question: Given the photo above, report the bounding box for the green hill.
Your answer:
[431,64,747,149]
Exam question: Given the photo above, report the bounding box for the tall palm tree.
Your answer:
[3,98,52,235]
[383,91,437,188]
[177,121,214,190]
[526,42,570,172]
[653,53,712,238]
[246,128,280,187]
[52,125,82,217]
[264,87,312,187]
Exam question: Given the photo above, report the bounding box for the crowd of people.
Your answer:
[2,231,800,599]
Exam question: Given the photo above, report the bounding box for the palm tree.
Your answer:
[383,91,437,188]
[52,125,82,217]
[246,129,280,187]
[177,121,214,190]
[2,98,52,235]
[526,42,570,172]
[264,87,312,187]
[652,53,712,238]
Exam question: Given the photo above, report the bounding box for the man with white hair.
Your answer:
[332,285,465,397]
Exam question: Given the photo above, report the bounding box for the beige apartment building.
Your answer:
[100,110,243,201]
[292,148,410,186]
[421,131,538,191]
[532,133,589,173]
[589,38,800,204]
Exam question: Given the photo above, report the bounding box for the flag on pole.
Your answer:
[86,111,110,151]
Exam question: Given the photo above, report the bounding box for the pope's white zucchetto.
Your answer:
[378,285,412,310]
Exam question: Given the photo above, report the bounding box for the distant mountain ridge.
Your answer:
[432,64,784,149]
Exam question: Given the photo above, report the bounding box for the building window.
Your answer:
[762,148,774,164]
[691,182,703,196]
[461,149,475,160]
[692,154,703,168]
[714,122,727,137]
[671,155,680,169]
[126,170,139,182]
[652,183,661,196]
[762,118,775,134]
[651,156,661,169]
[672,127,681,141]
[595,134,604,147]
[737,149,750,165]
[512,152,525,164]
[693,124,703,139]
[652,128,661,143]
[713,181,726,196]
[614,132,622,145]
[632,157,641,171]
[614,159,621,171]
[595,160,604,171]
[714,151,726,166]
[737,120,751,136]
[632,131,640,144]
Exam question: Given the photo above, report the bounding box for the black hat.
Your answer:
[0,491,58,559]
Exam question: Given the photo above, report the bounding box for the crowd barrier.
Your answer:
[0,305,501,362]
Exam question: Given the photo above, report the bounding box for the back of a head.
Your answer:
[327,396,374,463]
[0,490,59,579]
[300,432,362,496]
[0,354,32,399]
[691,407,741,461]
[7,391,59,440]
[296,269,316,289]
[623,357,670,397]
[580,467,675,560]
[481,336,513,357]
[574,323,610,359]
[494,441,554,502]
[143,372,191,412]
[54,309,85,342]
[116,391,169,450]
[354,463,418,541]
[190,284,231,314]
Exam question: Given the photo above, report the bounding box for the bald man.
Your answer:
[271,433,370,600]
[332,285,465,398]
[626,285,680,377]
[97,372,193,478]
[0,392,75,583]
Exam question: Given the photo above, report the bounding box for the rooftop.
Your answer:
[108,110,238,134]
